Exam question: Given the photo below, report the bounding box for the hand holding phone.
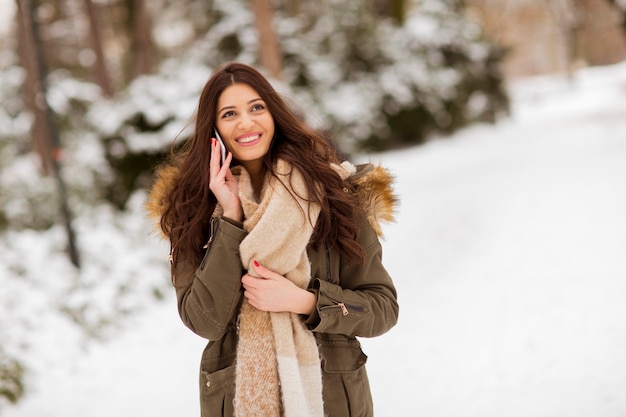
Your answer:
[213,128,227,164]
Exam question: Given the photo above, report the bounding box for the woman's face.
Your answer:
[215,83,275,171]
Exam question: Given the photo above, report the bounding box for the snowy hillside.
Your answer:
[3,62,626,417]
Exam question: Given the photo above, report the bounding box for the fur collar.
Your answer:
[145,161,397,238]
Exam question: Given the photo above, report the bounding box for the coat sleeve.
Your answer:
[173,217,247,340]
[304,217,399,338]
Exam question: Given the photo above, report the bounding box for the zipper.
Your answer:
[200,218,219,270]
[319,291,365,316]
[324,241,332,282]
[336,302,349,316]
[203,217,219,249]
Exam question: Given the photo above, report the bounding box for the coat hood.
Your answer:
[145,162,397,238]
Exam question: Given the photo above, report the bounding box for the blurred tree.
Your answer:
[605,0,626,38]
[16,0,50,174]
[82,0,113,97]
[0,353,24,411]
[464,0,626,77]
[546,0,582,80]
[128,0,155,77]
[85,0,508,156]
[373,0,407,24]
[5,0,510,208]
[251,0,283,79]
[280,0,301,15]
[16,0,80,268]
[14,0,157,91]
[576,0,626,66]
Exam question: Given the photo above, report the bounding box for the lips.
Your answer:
[235,133,262,146]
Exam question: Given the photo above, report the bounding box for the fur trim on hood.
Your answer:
[145,162,397,238]
[346,163,398,237]
[145,164,179,239]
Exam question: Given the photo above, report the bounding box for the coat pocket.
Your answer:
[199,364,236,417]
[318,339,373,417]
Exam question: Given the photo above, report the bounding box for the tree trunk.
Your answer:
[82,0,113,97]
[130,0,155,77]
[284,0,300,15]
[547,0,582,80]
[373,0,406,24]
[251,0,283,79]
[576,0,626,65]
[390,0,406,24]
[17,0,81,268]
[16,0,51,174]
[605,0,626,39]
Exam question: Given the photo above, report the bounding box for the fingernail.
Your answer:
[253,260,259,268]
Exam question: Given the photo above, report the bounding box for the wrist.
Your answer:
[222,207,243,222]
[295,289,316,316]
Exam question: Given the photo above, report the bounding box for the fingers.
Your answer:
[251,260,274,279]
[209,138,220,177]
[241,261,276,288]
[241,274,270,311]
[210,139,234,178]
[223,151,233,171]
[209,140,234,190]
[242,273,267,296]
[242,267,300,313]
[241,274,255,288]
[224,153,236,181]
[209,138,223,193]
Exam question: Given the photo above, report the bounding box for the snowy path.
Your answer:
[362,66,626,416]
[4,64,626,416]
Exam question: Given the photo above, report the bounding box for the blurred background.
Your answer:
[1,0,625,416]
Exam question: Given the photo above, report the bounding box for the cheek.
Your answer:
[216,123,234,144]
[265,118,276,137]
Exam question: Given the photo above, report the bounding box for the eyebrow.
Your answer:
[218,98,264,115]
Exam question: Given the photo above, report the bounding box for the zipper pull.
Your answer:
[203,218,217,249]
[337,302,349,316]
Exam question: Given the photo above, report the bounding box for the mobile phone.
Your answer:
[213,128,227,164]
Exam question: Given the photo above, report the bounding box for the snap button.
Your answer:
[206,380,211,388]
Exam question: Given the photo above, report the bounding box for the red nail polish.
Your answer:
[253,260,259,268]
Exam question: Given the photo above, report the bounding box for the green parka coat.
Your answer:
[153,164,399,417]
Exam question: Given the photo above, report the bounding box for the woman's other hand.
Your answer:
[242,261,316,316]
[209,138,242,221]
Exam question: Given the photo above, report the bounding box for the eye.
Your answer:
[250,103,266,112]
[221,110,236,118]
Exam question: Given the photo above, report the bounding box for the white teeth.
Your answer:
[237,134,259,143]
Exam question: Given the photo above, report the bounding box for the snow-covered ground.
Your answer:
[4,62,626,416]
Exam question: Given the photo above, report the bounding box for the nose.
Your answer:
[238,113,254,130]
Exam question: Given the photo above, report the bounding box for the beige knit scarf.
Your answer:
[234,159,324,417]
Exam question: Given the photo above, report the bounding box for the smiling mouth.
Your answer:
[236,134,261,144]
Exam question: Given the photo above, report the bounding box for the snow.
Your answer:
[4,61,626,416]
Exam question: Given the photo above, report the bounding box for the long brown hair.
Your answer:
[160,62,365,266]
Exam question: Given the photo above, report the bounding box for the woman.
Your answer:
[147,62,399,417]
